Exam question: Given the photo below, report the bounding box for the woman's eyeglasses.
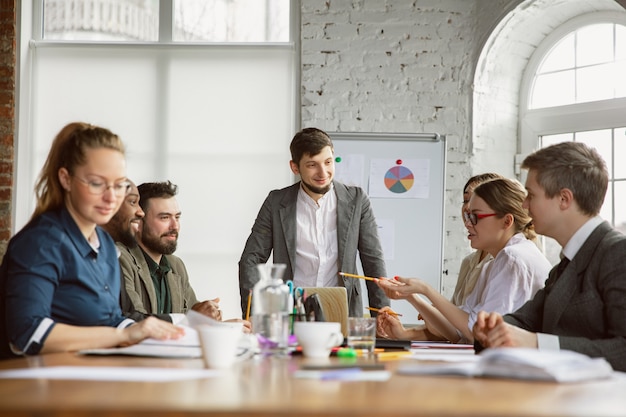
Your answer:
[74,176,130,197]
[463,211,498,225]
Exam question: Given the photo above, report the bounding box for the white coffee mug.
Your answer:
[197,322,244,369]
[294,321,344,359]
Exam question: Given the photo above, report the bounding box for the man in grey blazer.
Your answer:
[239,128,389,318]
[473,142,626,371]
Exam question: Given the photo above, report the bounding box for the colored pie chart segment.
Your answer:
[384,166,414,193]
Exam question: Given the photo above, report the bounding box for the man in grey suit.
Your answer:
[473,142,626,371]
[239,127,389,318]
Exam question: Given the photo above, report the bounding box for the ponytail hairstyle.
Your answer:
[31,122,125,221]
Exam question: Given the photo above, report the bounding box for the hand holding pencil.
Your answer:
[375,275,429,301]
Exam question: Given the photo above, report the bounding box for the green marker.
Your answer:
[336,347,357,358]
[335,156,342,163]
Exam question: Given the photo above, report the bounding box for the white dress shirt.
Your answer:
[293,184,339,288]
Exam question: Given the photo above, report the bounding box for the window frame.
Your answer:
[520,12,626,157]
[518,12,626,261]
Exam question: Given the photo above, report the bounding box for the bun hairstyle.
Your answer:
[473,178,537,242]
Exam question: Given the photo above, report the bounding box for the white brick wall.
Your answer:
[301,0,514,296]
[299,0,622,299]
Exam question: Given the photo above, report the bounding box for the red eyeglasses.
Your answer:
[463,212,498,225]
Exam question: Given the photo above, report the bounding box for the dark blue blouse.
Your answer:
[0,207,132,358]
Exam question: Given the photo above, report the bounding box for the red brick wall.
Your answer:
[0,0,16,260]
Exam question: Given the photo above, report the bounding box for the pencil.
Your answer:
[376,351,412,361]
[339,272,377,281]
[367,307,402,317]
[245,289,252,321]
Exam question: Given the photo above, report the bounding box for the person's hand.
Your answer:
[376,276,427,299]
[120,316,184,346]
[224,318,252,334]
[473,311,538,348]
[472,311,502,346]
[192,298,222,320]
[376,307,411,339]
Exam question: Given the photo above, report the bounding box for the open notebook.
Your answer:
[300,287,349,337]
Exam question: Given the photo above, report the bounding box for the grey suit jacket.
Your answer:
[238,181,389,318]
[118,243,198,322]
[503,221,626,371]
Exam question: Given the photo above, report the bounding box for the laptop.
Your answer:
[300,287,349,337]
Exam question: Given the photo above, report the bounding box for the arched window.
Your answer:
[520,12,626,261]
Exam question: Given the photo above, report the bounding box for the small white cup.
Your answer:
[294,321,344,359]
[197,322,244,369]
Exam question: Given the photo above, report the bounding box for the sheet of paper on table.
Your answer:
[399,347,614,383]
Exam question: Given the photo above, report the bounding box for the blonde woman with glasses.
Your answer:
[376,178,550,343]
[0,122,183,359]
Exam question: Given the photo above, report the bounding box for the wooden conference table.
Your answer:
[0,350,625,417]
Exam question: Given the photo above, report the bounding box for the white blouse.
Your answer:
[462,233,552,330]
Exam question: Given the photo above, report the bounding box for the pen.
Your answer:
[245,289,252,321]
[339,272,378,281]
[367,307,403,317]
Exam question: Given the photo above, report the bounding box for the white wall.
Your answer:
[300,0,506,296]
[299,0,624,297]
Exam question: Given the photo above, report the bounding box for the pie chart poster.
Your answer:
[369,159,430,199]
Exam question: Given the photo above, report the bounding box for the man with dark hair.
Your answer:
[472,141,626,371]
[112,180,248,329]
[239,127,390,318]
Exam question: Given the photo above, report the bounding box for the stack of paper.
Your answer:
[398,348,614,383]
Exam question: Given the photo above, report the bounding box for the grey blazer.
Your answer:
[504,221,626,371]
[118,243,199,322]
[238,181,389,318]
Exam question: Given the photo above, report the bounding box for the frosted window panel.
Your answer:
[169,154,291,254]
[617,25,626,61]
[167,153,292,318]
[541,133,573,148]
[576,129,612,178]
[538,34,574,73]
[530,71,575,109]
[576,63,616,103]
[173,0,289,42]
[616,128,626,179]
[124,155,162,186]
[32,47,160,152]
[167,47,294,155]
[600,186,612,225]
[615,180,626,234]
[576,24,613,67]
[16,46,160,232]
[616,61,626,98]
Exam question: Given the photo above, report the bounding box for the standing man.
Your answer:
[472,142,626,371]
[239,127,389,317]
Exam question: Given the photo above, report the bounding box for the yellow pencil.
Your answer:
[376,351,412,361]
[245,289,252,321]
[339,272,378,281]
[366,307,403,317]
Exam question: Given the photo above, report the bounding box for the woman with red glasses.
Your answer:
[376,178,550,343]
